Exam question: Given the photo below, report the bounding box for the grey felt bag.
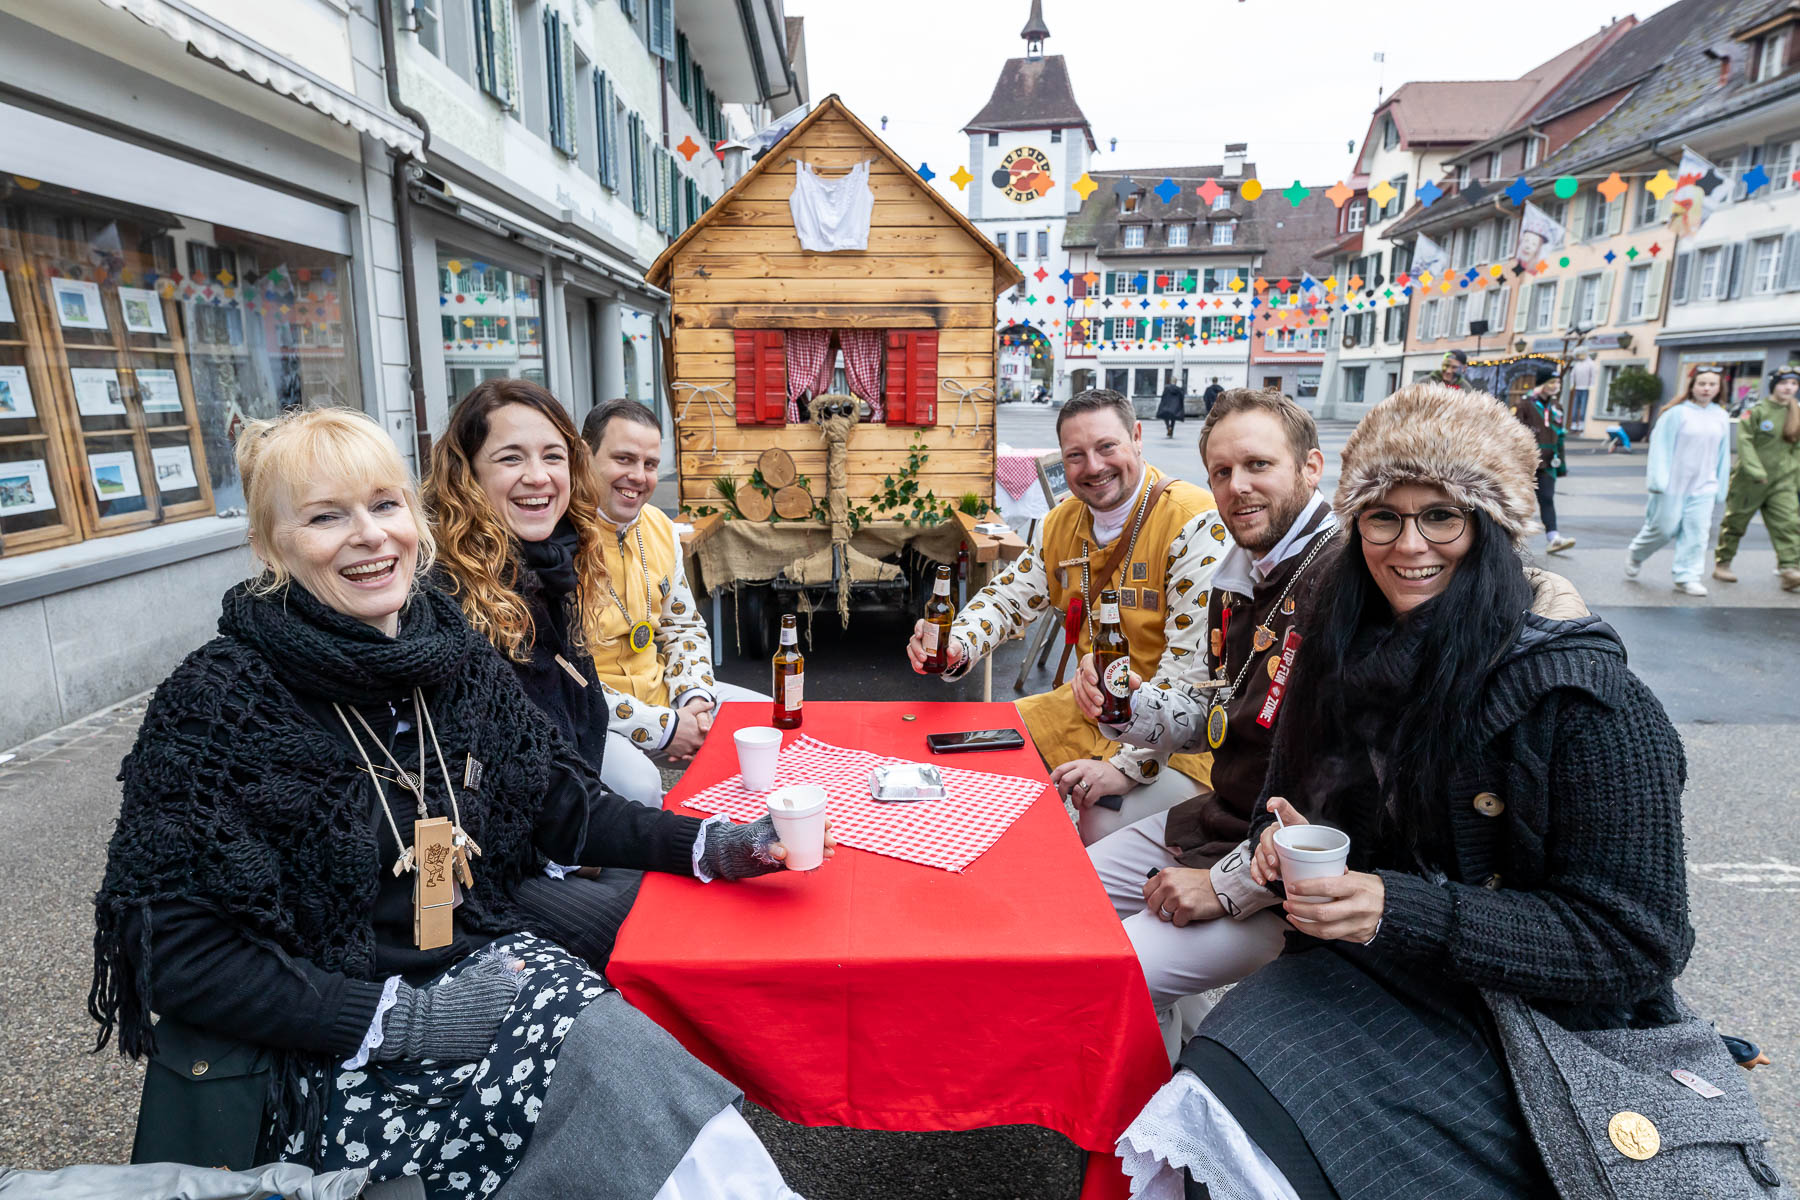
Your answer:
[1485,990,1785,1198]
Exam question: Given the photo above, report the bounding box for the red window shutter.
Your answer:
[1071,274,1087,299]
[884,330,910,424]
[733,330,759,425]
[905,330,939,426]
[756,331,786,424]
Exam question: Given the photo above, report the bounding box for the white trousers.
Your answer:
[1088,811,1287,1010]
[1076,764,1205,846]
[653,1103,803,1200]
[1627,490,1718,585]
[602,681,771,808]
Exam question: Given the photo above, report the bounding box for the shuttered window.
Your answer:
[544,9,576,158]
[471,0,516,107]
[733,331,787,424]
[648,0,675,60]
[884,330,941,426]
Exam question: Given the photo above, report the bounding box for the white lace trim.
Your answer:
[691,815,727,884]
[1116,1070,1301,1200]
[341,975,403,1070]
[542,861,572,880]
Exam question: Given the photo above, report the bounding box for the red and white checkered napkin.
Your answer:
[995,451,1042,501]
[682,736,1051,872]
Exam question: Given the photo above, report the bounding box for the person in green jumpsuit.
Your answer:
[1714,364,1800,590]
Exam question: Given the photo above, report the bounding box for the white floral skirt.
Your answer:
[313,932,601,1199]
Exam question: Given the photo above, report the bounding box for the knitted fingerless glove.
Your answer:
[376,951,524,1063]
[698,814,785,881]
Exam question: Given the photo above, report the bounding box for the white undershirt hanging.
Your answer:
[789,160,874,252]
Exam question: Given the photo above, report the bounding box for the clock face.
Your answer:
[991,146,1054,203]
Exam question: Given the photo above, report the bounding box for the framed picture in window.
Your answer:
[0,365,36,419]
[72,367,127,416]
[118,287,168,335]
[0,269,15,324]
[0,459,57,516]
[136,369,183,412]
[151,445,199,491]
[87,450,143,502]
[51,279,109,331]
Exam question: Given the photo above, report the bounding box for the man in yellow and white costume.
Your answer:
[906,388,1229,844]
[582,400,769,807]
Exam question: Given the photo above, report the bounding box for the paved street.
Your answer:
[3,400,1797,1195]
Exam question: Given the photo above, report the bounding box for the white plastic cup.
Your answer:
[1273,825,1350,904]
[734,726,783,792]
[766,784,828,871]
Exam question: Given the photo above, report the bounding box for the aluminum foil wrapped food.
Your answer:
[869,763,947,803]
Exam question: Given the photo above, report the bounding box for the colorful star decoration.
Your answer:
[1324,181,1354,208]
[1644,169,1677,200]
[1282,181,1310,208]
[915,162,935,182]
[1153,177,1180,204]
[1596,172,1629,203]
[1239,179,1264,201]
[1553,176,1580,200]
[1033,266,1049,282]
[1195,178,1224,206]
[1367,180,1398,209]
[1742,163,1771,195]
[949,165,974,191]
[1071,172,1097,200]
[1416,179,1444,207]
[676,135,700,162]
[1504,176,1533,206]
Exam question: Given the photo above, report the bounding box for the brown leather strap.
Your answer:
[1085,477,1172,610]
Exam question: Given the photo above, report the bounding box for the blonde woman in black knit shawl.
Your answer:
[91,407,815,1200]
[1118,385,1775,1200]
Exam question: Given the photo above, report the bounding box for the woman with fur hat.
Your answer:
[1114,384,1747,1199]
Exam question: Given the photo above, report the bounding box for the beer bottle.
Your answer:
[920,564,956,675]
[1094,588,1132,725]
[772,613,804,729]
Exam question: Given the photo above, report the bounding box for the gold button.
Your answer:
[1483,873,1502,890]
[1608,1111,1659,1160]
[190,1059,209,1077]
[1472,792,1505,817]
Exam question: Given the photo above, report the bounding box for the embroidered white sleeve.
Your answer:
[690,814,729,883]
[1098,675,1211,757]
[340,974,403,1070]
[943,532,1052,681]
[655,539,717,709]
[1108,508,1230,783]
[1209,838,1280,920]
[600,680,677,753]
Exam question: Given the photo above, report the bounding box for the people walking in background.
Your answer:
[1515,367,1574,553]
[1156,378,1186,438]
[1625,366,1731,596]
[1714,363,1800,590]
[1202,377,1225,415]
[1427,348,1471,390]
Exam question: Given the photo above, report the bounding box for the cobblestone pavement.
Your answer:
[5,405,1797,1195]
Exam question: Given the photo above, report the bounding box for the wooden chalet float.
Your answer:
[649,95,1026,656]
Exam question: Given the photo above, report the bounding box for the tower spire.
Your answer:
[1021,0,1049,58]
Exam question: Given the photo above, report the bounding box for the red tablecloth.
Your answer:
[608,701,1170,1199]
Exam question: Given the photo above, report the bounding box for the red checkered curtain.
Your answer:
[838,328,885,421]
[784,328,835,422]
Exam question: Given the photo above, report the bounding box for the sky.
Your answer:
[784,0,1680,204]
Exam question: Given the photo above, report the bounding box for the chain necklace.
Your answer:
[1206,526,1334,750]
[1079,478,1156,642]
[604,521,656,653]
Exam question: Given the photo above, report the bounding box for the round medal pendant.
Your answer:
[1206,703,1229,750]
[628,620,655,653]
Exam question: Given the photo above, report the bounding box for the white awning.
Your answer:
[94,0,424,159]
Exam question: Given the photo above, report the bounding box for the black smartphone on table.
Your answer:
[924,728,1027,754]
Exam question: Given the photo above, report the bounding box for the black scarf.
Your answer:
[516,518,581,602]
[91,579,560,1158]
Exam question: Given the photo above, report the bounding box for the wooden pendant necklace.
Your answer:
[1206,528,1333,750]
[336,689,483,949]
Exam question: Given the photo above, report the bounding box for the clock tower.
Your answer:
[962,0,1095,401]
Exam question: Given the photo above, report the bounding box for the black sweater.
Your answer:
[1252,613,1693,1029]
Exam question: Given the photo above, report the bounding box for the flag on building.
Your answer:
[1411,232,1449,278]
[1515,201,1566,269]
[1668,146,1726,238]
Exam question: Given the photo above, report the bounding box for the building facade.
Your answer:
[0,0,804,749]
[960,0,1094,403]
[1062,154,1264,412]
[1248,190,1338,405]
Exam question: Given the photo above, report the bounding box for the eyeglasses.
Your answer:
[1355,504,1472,545]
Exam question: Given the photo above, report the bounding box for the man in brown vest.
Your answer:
[1074,389,1335,1050]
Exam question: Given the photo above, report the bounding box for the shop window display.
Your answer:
[0,178,361,558]
[439,247,546,403]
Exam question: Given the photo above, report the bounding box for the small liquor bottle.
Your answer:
[920,564,956,675]
[772,613,804,729]
[1094,589,1132,726]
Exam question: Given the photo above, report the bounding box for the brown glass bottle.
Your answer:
[1094,589,1132,725]
[772,613,804,729]
[920,564,956,674]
